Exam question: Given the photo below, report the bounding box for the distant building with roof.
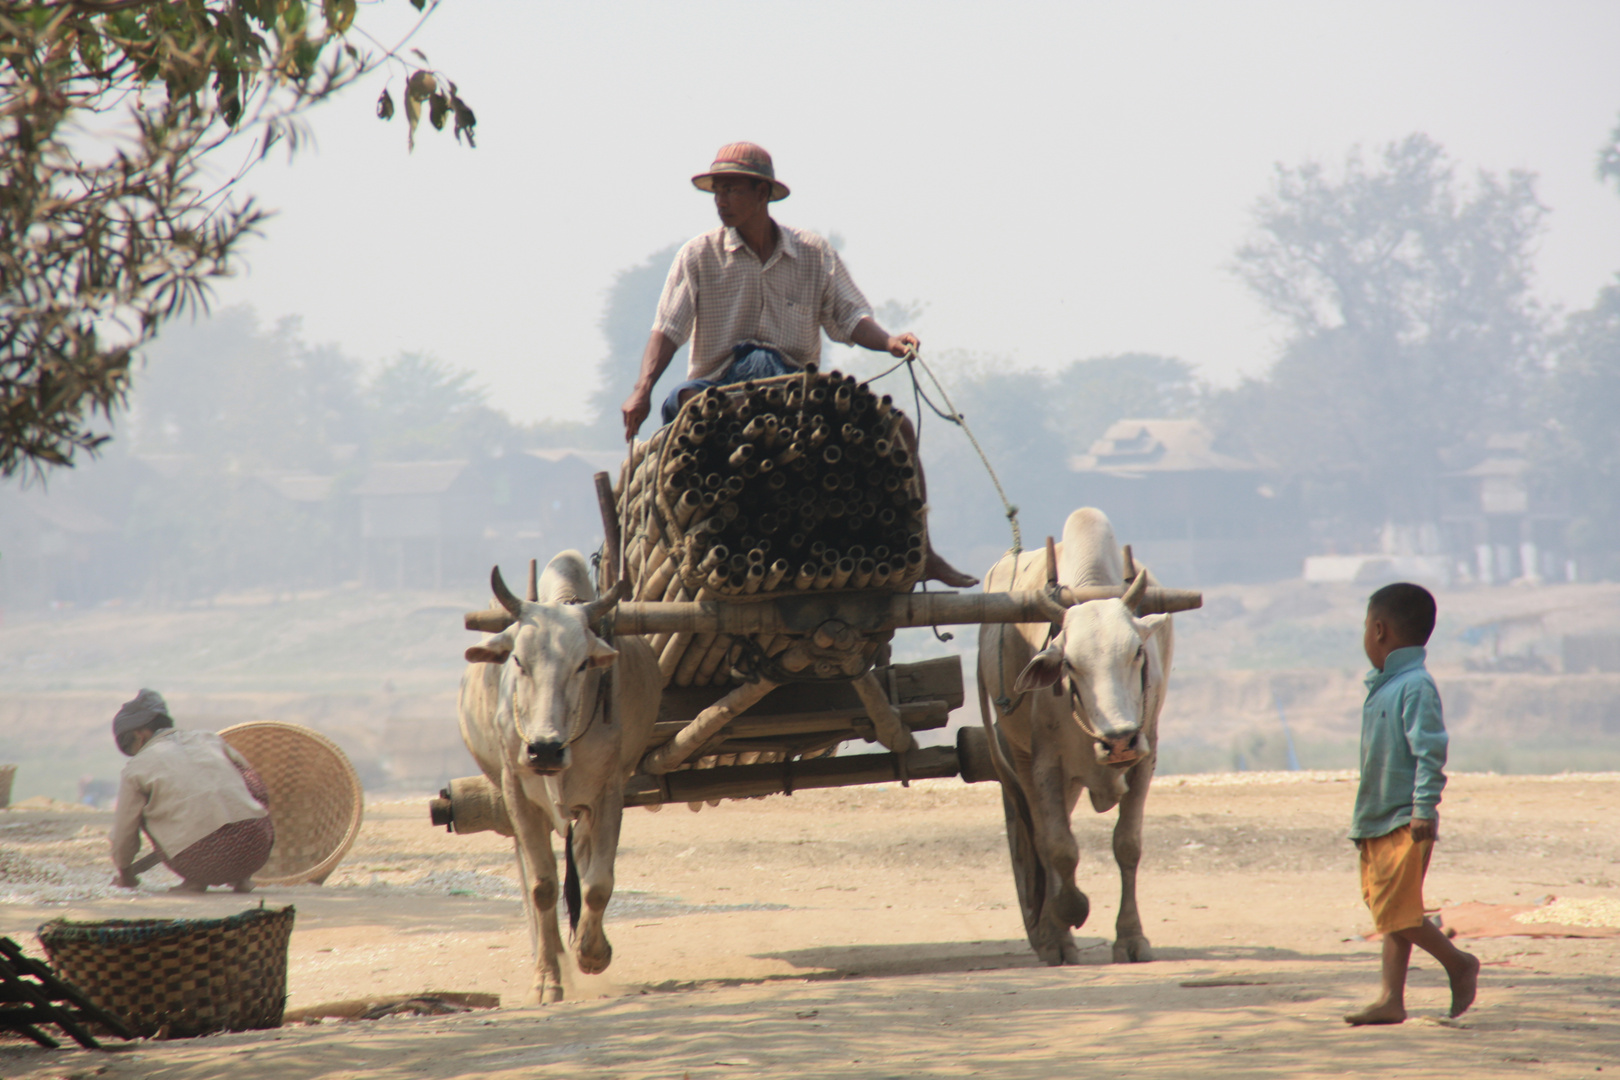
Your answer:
[1067,419,1305,584]
[0,490,121,607]
[354,450,619,590]
[1439,433,1571,584]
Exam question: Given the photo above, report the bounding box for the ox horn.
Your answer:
[491,565,524,617]
[583,579,628,632]
[1121,566,1148,613]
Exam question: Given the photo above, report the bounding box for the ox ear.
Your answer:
[1133,613,1169,641]
[1014,642,1065,694]
[585,635,618,669]
[466,631,514,665]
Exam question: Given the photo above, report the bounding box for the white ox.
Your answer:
[976,508,1174,965]
[458,552,660,1002]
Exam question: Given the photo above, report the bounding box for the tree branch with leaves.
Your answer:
[1224,134,1545,526]
[0,0,475,480]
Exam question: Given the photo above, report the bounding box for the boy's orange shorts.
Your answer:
[1358,823,1433,933]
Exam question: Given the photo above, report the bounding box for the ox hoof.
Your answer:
[1113,935,1154,963]
[575,943,613,976]
[1052,885,1090,930]
[1039,942,1082,966]
[1030,924,1079,966]
[534,976,565,1005]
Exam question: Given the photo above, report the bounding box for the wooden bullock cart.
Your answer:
[432,367,1201,829]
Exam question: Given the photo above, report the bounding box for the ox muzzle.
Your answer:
[526,739,570,775]
[1098,730,1145,769]
[1066,681,1147,769]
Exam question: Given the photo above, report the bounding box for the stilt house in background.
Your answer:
[1067,419,1304,585]
[355,450,621,590]
[1439,433,1572,584]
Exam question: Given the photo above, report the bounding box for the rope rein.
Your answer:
[862,346,1022,559]
[562,663,611,749]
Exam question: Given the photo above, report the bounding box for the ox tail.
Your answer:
[563,822,582,937]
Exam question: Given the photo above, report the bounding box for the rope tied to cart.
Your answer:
[862,346,1022,560]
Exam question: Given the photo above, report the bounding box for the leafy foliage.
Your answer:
[365,351,519,461]
[1535,279,1620,575]
[1222,134,1545,525]
[130,308,364,471]
[16,308,533,601]
[131,308,522,466]
[1599,110,1620,197]
[0,1,473,481]
[380,65,475,151]
[0,63,267,479]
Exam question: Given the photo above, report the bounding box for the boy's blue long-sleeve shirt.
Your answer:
[1351,646,1448,840]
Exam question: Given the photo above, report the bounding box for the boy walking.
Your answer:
[1345,582,1480,1025]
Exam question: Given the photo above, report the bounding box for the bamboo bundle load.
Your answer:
[615,365,927,689]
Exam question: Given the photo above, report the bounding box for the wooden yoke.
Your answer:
[466,586,1204,636]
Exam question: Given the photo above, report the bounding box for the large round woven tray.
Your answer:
[220,722,363,886]
[38,905,295,1038]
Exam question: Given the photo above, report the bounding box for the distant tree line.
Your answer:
[885,129,1620,577]
[0,308,590,603]
[1214,129,1619,576]
[8,120,1620,600]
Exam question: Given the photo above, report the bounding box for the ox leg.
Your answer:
[1026,714,1088,965]
[1111,756,1155,963]
[568,790,624,976]
[1010,730,1085,966]
[504,771,566,1003]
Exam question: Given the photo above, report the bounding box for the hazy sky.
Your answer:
[201,0,1620,426]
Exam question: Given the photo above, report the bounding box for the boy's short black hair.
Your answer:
[1367,582,1437,645]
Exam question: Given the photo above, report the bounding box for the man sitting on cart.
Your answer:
[620,141,977,588]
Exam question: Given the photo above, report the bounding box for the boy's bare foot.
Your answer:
[232,878,256,894]
[1343,1001,1406,1025]
[1449,953,1480,1017]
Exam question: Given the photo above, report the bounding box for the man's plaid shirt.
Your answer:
[652,224,874,381]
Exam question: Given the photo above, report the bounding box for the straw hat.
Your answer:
[691,142,790,201]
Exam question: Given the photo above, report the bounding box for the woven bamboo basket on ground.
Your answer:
[38,906,295,1038]
[219,723,363,886]
[615,366,926,692]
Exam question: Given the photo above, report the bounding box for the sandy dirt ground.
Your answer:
[2,771,1617,1078]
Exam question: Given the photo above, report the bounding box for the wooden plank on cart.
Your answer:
[625,747,960,807]
[648,657,963,747]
